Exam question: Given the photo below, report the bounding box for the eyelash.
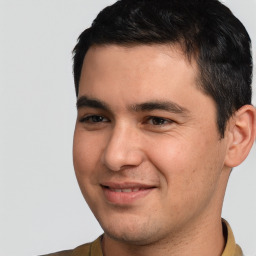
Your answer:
[144,116,174,126]
[79,115,174,126]
[79,115,109,123]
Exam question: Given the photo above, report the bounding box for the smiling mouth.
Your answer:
[101,183,156,204]
[106,187,145,193]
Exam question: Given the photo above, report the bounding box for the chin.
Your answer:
[105,230,153,245]
[101,219,163,246]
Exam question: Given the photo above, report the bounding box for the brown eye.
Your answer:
[147,117,173,126]
[80,115,109,123]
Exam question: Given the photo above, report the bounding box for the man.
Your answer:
[44,0,256,255]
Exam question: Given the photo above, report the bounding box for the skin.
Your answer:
[73,44,255,256]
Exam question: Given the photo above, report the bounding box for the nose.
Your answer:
[101,124,144,171]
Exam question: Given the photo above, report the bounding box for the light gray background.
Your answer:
[0,1,255,255]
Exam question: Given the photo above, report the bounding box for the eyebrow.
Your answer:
[76,96,110,111]
[76,96,189,115]
[129,101,189,115]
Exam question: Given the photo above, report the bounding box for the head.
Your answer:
[72,0,256,249]
[73,0,253,138]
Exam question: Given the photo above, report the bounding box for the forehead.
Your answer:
[83,44,195,71]
[78,44,217,126]
[79,44,199,96]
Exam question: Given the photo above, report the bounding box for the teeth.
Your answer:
[122,189,132,193]
[110,188,140,192]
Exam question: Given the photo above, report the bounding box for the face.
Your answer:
[73,44,230,245]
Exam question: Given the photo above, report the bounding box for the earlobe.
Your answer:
[224,105,256,168]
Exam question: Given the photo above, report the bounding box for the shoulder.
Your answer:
[40,250,73,256]
[40,236,102,256]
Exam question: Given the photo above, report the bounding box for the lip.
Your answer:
[101,182,156,205]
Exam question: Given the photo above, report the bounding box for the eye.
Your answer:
[80,115,109,123]
[146,116,173,126]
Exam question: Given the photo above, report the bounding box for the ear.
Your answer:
[224,105,256,168]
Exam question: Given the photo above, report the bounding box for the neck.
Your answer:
[102,216,225,256]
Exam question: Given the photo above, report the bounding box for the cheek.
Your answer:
[146,133,222,197]
[73,130,106,211]
[73,129,103,180]
[147,135,193,177]
[145,136,192,209]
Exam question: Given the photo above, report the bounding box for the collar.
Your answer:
[222,219,243,256]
